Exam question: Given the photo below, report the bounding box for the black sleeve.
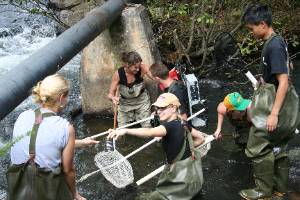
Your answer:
[161,121,173,138]
[172,87,189,115]
[267,38,288,75]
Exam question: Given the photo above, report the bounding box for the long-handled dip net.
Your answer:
[92,138,159,188]
[78,109,209,188]
[77,136,159,186]
[136,133,215,186]
[197,133,213,157]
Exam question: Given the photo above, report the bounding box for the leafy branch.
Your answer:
[0,131,31,157]
[2,0,69,28]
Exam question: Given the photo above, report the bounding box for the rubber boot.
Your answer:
[239,152,274,200]
[272,155,289,199]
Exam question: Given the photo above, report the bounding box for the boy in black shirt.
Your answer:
[240,4,293,200]
[149,63,204,147]
[149,63,189,119]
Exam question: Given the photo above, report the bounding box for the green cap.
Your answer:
[223,92,251,111]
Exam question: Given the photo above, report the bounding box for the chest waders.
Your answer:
[239,34,300,200]
[138,126,203,200]
[227,111,250,147]
[7,109,73,200]
[118,81,151,128]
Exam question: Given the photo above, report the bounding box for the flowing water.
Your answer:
[0,7,299,200]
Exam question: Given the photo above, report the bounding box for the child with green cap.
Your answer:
[214,92,252,147]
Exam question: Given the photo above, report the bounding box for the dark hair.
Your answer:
[127,51,142,66]
[241,4,272,26]
[121,52,128,63]
[149,62,169,79]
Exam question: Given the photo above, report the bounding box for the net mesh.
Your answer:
[94,150,134,188]
[93,133,212,188]
[198,133,212,157]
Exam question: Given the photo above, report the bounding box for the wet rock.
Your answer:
[10,25,23,35]
[49,0,81,9]
[81,4,161,114]
[0,29,10,38]
[0,25,23,38]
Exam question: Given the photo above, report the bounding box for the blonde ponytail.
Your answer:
[32,81,43,104]
[31,74,69,107]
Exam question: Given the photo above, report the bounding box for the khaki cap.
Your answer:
[152,93,181,108]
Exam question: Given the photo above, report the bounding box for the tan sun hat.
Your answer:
[152,93,181,108]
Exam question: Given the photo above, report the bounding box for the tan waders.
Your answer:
[239,83,300,200]
[118,82,151,128]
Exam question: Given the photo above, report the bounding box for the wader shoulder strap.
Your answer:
[172,135,187,163]
[262,33,288,65]
[185,126,196,160]
[28,109,56,162]
[261,33,291,81]
[173,121,196,163]
[262,33,277,59]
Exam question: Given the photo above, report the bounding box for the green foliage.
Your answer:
[6,0,68,27]
[290,34,299,47]
[177,3,189,16]
[29,7,39,14]
[0,131,30,157]
[146,0,300,73]
[237,36,263,56]
[196,12,214,24]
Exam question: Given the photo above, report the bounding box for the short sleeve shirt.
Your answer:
[161,120,191,163]
[262,36,289,86]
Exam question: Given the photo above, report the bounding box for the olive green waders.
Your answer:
[137,127,204,200]
[239,83,300,200]
[118,82,151,128]
[7,109,73,200]
[227,111,250,147]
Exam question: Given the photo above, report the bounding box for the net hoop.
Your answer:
[94,150,134,188]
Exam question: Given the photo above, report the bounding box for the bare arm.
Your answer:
[214,102,226,139]
[62,124,76,198]
[107,71,120,105]
[108,125,167,140]
[266,74,289,132]
[75,137,99,148]
[141,63,155,80]
[191,128,205,147]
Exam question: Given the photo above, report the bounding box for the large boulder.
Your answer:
[80,4,161,114]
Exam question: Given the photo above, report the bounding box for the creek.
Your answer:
[0,7,299,200]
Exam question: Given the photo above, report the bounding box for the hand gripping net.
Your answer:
[94,150,134,188]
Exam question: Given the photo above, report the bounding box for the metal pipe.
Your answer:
[0,0,127,120]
